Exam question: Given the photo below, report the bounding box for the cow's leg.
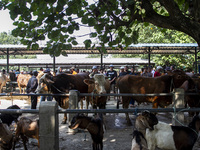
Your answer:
[80,99,83,109]
[61,113,67,124]
[18,85,22,94]
[122,96,132,125]
[152,96,158,108]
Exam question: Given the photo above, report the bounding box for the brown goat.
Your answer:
[13,117,39,150]
[0,123,13,150]
[69,114,104,150]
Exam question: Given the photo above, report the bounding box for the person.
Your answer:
[56,66,63,75]
[106,64,117,99]
[99,67,105,75]
[15,69,20,77]
[38,67,43,73]
[129,67,137,75]
[118,66,127,77]
[124,65,131,74]
[154,66,163,77]
[89,66,99,78]
[40,68,53,103]
[141,67,152,77]
[70,67,77,75]
[26,70,38,109]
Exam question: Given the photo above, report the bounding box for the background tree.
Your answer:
[0,0,199,56]
[113,24,196,70]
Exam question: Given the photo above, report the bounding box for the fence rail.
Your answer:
[1,108,200,114]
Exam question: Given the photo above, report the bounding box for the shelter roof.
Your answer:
[0,43,199,55]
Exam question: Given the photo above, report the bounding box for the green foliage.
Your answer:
[0,32,20,44]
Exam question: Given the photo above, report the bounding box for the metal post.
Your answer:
[148,47,151,67]
[53,56,56,73]
[101,53,103,68]
[39,101,59,150]
[68,90,79,133]
[172,88,185,126]
[195,47,197,74]
[7,48,9,73]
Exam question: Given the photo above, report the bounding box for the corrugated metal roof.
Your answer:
[0,43,199,55]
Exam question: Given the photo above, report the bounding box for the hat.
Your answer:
[33,70,38,76]
[70,67,75,70]
[156,66,163,70]
[44,68,50,73]
[109,64,114,68]
[92,66,97,69]
[120,66,124,69]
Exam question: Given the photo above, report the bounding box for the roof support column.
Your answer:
[195,47,197,74]
[7,48,9,73]
[148,47,151,67]
[101,53,103,68]
[53,56,56,73]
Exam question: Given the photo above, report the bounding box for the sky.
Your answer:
[0,10,15,33]
[0,9,95,45]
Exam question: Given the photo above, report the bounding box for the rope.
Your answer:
[172,106,198,136]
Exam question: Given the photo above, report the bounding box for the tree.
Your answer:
[0,0,199,56]
[0,32,20,45]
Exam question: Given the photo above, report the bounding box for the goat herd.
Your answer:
[1,104,200,150]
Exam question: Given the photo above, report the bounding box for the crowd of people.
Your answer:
[1,64,193,109]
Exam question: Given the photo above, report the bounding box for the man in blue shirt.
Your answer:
[106,64,117,100]
[26,71,38,109]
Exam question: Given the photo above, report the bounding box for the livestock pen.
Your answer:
[0,90,200,150]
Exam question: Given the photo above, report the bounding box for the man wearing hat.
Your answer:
[26,70,38,109]
[89,66,99,78]
[106,65,117,99]
[40,68,53,102]
[154,66,163,77]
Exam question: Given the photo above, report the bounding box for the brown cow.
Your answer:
[117,70,192,125]
[36,73,89,124]
[0,73,10,93]
[17,74,31,94]
[84,74,110,109]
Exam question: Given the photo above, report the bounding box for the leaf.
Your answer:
[32,43,39,50]
[83,39,92,49]
[90,32,97,38]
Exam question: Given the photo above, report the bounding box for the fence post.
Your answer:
[172,88,185,126]
[68,90,79,133]
[39,101,59,150]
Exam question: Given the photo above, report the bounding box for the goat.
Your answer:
[0,122,13,150]
[131,129,149,150]
[135,111,200,150]
[13,117,39,150]
[0,105,21,126]
[69,113,104,150]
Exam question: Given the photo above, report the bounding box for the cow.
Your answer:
[36,73,89,124]
[17,74,32,94]
[180,77,200,116]
[117,70,193,125]
[0,73,10,93]
[84,74,110,109]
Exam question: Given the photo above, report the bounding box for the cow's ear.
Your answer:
[84,79,94,85]
[46,78,54,84]
[180,80,188,91]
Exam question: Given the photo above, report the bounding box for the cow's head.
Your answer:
[169,70,191,88]
[135,111,158,130]
[36,73,54,94]
[84,74,107,95]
